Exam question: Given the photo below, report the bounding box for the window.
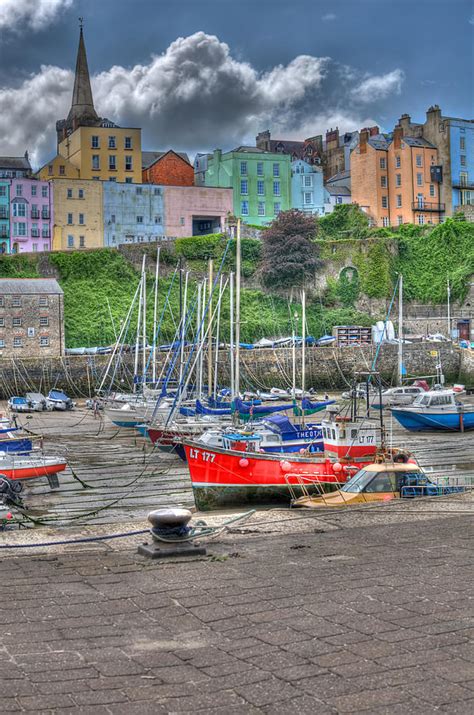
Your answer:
[12,296,21,307]
[460,136,465,151]
[397,215,403,226]
[59,165,65,176]
[273,181,280,196]
[460,155,467,167]
[240,161,247,175]
[154,188,161,195]
[395,155,401,168]
[109,177,116,182]
[48,165,53,176]
[257,180,264,196]
[12,317,21,327]
[0,186,5,196]
[67,213,73,225]
[0,297,4,306]
[380,175,387,188]
[109,155,116,170]
[257,162,264,176]
[42,186,47,198]
[39,317,49,327]
[31,185,37,196]
[40,337,49,347]
[13,337,22,348]
[416,154,423,167]
[111,214,116,223]
[39,296,48,307]
[273,163,280,177]
[416,173,423,186]
[79,236,85,248]
[429,184,435,197]
[32,243,38,252]
[274,202,281,215]
[241,200,249,216]
[240,179,248,195]
[0,339,4,348]
[460,172,468,186]
[92,155,100,170]
[136,187,143,195]
[154,215,162,224]
[257,201,265,216]
[336,196,343,204]
[43,243,49,251]
[78,189,84,199]
[91,136,99,148]
[396,194,402,208]
[125,178,132,184]
[79,213,84,225]
[382,217,390,227]
[381,196,388,208]
[13,203,26,217]
[380,157,386,169]
[67,235,74,248]
[396,173,401,187]
[14,223,27,236]
[304,192,312,205]
[418,214,425,225]
[0,318,3,326]
[67,188,73,198]
[108,136,116,148]
[125,137,132,149]
[125,156,133,171]
[137,216,143,223]
[16,184,23,197]
[180,218,185,226]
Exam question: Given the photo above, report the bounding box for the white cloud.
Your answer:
[0,0,72,32]
[322,13,337,21]
[0,31,404,167]
[351,69,404,103]
[469,15,474,24]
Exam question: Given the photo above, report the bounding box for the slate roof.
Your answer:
[325,185,351,196]
[368,136,391,151]
[0,279,63,295]
[402,136,436,148]
[326,169,351,185]
[231,146,266,153]
[0,156,32,171]
[142,150,191,169]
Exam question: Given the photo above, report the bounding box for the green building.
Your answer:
[0,181,10,254]
[204,147,291,226]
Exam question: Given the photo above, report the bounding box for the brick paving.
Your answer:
[0,514,473,713]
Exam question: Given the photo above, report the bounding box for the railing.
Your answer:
[31,230,40,238]
[41,212,50,220]
[452,180,474,190]
[412,201,446,212]
[41,230,50,238]
[31,211,40,219]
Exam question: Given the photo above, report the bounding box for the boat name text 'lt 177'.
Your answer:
[189,448,216,462]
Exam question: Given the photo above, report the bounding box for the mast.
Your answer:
[152,246,160,384]
[397,273,403,385]
[447,276,451,339]
[133,256,145,392]
[292,310,297,400]
[195,281,202,399]
[229,272,235,399]
[142,256,147,386]
[234,219,241,410]
[178,271,189,388]
[301,289,306,426]
[213,274,224,399]
[207,259,214,398]
[198,279,207,401]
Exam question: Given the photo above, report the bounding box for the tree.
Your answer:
[318,203,370,241]
[260,210,319,292]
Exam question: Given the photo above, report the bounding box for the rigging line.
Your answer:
[143,263,180,379]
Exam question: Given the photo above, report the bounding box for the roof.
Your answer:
[402,136,436,148]
[142,150,191,169]
[325,185,351,196]
[0,156,32,171]
[368,136,391,151]
[0,279,63,295]
[326,169,350,185]
[231,146,266,153]
[363,463,422,473]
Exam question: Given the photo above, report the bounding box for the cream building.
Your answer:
[52,179,103,250]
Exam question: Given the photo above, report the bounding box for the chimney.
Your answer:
[393,125,403,149]
[398,113,412,133]
[213,149,222,164]
[426,105,442,122]
[256,130,271,150]
[359,128,369,154]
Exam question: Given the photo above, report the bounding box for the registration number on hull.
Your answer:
[189,448,216,462]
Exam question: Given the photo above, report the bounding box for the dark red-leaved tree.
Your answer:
[261,209,319,292]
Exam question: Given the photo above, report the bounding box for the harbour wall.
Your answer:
[0,343,465,399]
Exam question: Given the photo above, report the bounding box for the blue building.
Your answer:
[449,118,474,211]
[0,181,10,253]
[290,160,325,215]
[103,182,165,247]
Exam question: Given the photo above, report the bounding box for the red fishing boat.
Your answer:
[183,414,411,510]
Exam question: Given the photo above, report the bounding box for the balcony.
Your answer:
[452,180,474,190]
[412,201,445,212]
[31,229,40,238]
[42,230,51,238]
[41,212,50,220]
[31,210,40,219]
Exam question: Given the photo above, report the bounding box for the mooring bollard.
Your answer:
[138,507,207,559]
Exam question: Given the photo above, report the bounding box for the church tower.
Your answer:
[56,24,101,145]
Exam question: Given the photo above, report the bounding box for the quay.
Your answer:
[0,405,473,713]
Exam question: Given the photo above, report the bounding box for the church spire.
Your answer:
[67,23,99,126]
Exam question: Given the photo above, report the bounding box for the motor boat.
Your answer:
[391,389,474,431]
[7,397,32,413]
[25,392,48,411]
[46,390,75,411]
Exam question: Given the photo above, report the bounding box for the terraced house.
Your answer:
[204,147,291,226]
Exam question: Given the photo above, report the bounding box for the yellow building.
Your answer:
[52,179,103,250]
[41,26,142,184]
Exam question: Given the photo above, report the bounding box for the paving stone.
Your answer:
[329,685,411,712]
[18,693,76,710]
[235,677,300,707]
[403,679,474,706]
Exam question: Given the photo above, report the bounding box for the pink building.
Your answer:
[10,179,53,253]
[163,186,233,237]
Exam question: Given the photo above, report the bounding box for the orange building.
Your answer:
[351,126,443,227]
[142,150,194,186]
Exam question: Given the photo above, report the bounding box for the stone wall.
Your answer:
[0,343,464,399]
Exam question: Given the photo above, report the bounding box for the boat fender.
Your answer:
[280,460,292,473]
[333,462,342,472]
[239,458,249,468]
[393,452,409,464]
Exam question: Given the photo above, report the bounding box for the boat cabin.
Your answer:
[410,390,459,410]
[321,418,378,460]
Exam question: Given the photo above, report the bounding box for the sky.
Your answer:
[0,0,472,168]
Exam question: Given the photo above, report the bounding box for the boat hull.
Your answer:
[391,409,474,432]
[0,458,67,481]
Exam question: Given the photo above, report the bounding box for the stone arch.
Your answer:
[339,265,358,282]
